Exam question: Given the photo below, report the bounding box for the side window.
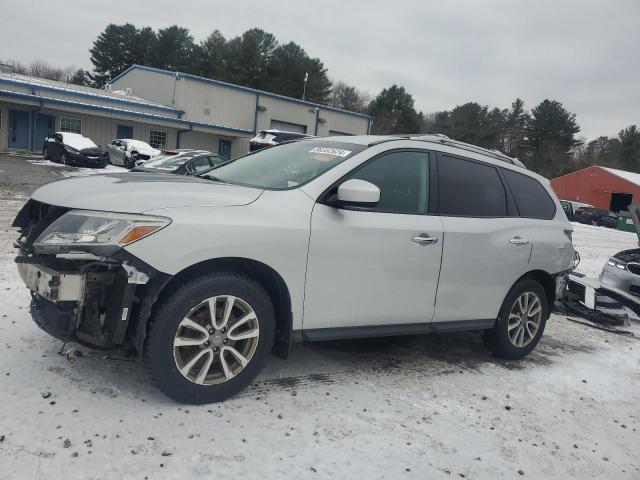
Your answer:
[191,156,212,173]
[208,156,225,167]
[502,169,556,220]
[438,155,507,217]
[345,151,429,215]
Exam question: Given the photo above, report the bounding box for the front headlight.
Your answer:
[34,210,170,248]
[607,258,627,270]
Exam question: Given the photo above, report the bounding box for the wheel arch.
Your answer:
[513,269,556,315]
[137,257,293,359]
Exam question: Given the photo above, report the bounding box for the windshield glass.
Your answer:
[200,140,366,189]
[143,151,209,170]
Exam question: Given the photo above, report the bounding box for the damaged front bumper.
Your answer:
[15,251,169,354]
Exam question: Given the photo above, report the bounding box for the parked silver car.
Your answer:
[107,139,161,169]
[13,134,574,403]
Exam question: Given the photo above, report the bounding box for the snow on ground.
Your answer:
[0,190,639,479]
[571,222,639,278]
[25,158,127,178]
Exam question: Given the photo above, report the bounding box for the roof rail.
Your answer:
[367,133,526,169]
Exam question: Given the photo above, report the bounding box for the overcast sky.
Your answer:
[2,0,638,140]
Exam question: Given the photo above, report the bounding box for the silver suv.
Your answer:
[13,135,574,403]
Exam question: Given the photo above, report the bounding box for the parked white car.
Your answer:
[13,134,574,403]
[107,139,161,169]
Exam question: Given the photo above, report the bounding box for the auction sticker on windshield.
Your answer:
[309,147,352,157]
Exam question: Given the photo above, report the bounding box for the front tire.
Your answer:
[145,272,275,403]
[60,152,68,165]
[482,279,548,359]
[43,147,50,160]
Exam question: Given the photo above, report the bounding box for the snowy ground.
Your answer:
[0,162,639,479]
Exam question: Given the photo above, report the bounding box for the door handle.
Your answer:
[412,233,438,246]
[509,236,530,245]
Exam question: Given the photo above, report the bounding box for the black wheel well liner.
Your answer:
[516,269,556,314]
[133,257,293,359]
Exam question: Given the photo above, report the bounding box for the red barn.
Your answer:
[551,165,640,212]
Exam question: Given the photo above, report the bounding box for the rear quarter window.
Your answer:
[502,169,556,220]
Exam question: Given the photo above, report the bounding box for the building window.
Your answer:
[60,117,81,134]
[149,130,167,149]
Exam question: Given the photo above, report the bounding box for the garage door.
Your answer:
[270,120,307,134]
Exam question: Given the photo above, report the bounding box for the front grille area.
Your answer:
[627,263,640,276]
[13,200,69,251]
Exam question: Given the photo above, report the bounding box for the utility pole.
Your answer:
[302,72,309,101]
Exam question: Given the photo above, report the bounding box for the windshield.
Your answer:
[200,140,366,189]
[143,151,209,170]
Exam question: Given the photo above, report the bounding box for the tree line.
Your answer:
[2,23,637,178]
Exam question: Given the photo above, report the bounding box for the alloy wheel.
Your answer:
[60,152,67,165]
[172,295,260,385]
[507,291,542,348]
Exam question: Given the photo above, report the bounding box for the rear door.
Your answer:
[304,150,444,331]
[433,154,532,323]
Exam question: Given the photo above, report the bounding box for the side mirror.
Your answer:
[335,179,380,207]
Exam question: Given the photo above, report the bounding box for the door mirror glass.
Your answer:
[336,179,380,205]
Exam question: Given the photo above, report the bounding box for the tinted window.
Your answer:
[346,151,429,214]
[438,156,507,217]
[502,169,556,219]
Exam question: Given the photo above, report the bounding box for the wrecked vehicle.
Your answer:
[599,205,640,295]
[13,134,574,403]
[43,132,109,168]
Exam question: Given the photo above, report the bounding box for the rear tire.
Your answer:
[145,272,275,403]
[482,279,548,359]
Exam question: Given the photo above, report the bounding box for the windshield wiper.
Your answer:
[202,175,231,184]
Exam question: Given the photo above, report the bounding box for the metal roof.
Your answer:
[112,64,373,121]
[0,71,184,114]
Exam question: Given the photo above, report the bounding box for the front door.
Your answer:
[218,140,231,160]
[432,154,532,323]
[117,125,133,139]
[8,110,30,149]
[33,114,55,152]
[304,150,444,331]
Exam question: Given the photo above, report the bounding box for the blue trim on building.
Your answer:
[112,64,373,122]
[0,77,184,115]
[0,89,254,136]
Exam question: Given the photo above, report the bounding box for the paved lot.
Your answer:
[0,153,639,479]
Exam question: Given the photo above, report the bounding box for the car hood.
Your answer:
[628,204,640,244]
[30,173,263,213]
[129,146,160,156]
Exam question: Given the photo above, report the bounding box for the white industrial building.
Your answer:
[0,65,372,160]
